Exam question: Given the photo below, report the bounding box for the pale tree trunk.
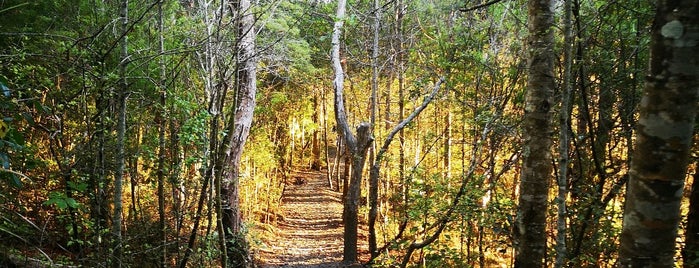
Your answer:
[220,0,257,265]
[330,0,373,263]
[555,0,573,266]
[112,0,128,267]
[618,1,698,266]
[515,0,555,266]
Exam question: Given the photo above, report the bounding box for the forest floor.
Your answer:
[254,168,368,268]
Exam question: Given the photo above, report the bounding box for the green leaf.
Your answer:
[44,192,70,210]
[65,198,78,209]
[68,181,87,192]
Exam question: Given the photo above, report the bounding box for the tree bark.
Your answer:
[220,0,257,265]
[618,1,699,266]
[514,0,555,266]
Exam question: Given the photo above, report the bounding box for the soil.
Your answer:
[254,169,368,268]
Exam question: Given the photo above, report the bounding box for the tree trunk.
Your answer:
[330,0,373,263]
[91,90,108,256]
[555,0,574,266]
[343,124,372,263]
[312,94,322,170]
[514,0,555,266]
[112,0,128,266]
[323,89,333,189]
[221,0,257,265]
[618,1,699,266]
[368,0,381,258]
[396,0,407,234]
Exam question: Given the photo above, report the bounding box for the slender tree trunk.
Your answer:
[396,0,407,231]
[443,111,451,180]
[221,0,257,265]
[555,0,573,266]
[514,0,555,266]
[129,127,140,221]
[323,89,332,189]
[169,110,183,256]
[312,94,322,170]
[618,1,699,266]
[92,92,108,257]
[368,0,381,259]
[112,0,128,266]
[156,1,167,266]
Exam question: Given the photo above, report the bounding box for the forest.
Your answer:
[0,0,697,267]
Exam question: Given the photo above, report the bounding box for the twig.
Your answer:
[0,167,32,182]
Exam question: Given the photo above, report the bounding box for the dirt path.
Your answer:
[255,169,367,268]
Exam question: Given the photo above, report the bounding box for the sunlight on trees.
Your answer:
[0,0,696,267]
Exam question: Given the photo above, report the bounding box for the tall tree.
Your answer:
[330,0,373,263]
[156,0,167,266]
[514,0,555,266]
[618,1,698,266]
[112,0,129,266]
[220,0,258,265]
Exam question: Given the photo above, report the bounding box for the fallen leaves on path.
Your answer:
[255,169,367,268]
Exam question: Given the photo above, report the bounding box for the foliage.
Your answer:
[0,0,688,266]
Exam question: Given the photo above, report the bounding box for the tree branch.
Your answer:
[459,0,508,12]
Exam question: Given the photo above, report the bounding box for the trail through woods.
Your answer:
[256,169,368,267]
